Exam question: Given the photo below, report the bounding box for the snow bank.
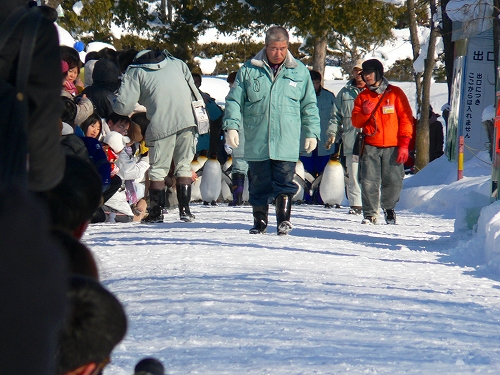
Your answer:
[194,56,223,75]
[478,201,500,271]
[400,148,500,274]
[87,41,116,53]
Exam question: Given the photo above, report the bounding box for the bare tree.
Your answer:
[408,0,441,172]
[415,0,440,171]
[311,31,328,80]
[440,0,454,103]
[407,0,423,116]
[160,0,173,23]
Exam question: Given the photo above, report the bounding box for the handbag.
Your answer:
[186,76,210,135]
[352,132,364,162]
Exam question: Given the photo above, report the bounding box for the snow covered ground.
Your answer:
[83,79,500,374]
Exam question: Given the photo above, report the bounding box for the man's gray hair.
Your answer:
[265,26,289,46]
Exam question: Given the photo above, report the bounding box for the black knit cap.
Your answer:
[362,59,384,82]
[134,357,165,375]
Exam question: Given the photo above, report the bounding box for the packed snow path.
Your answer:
[84,204,500,374]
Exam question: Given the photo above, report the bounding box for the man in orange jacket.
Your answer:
[351,59,413,225]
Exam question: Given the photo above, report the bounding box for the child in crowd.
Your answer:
[79,113,102,139]
[61,54,81,96]
[102,131,122,179]
[61,60,94,126]
[102,131,149,222]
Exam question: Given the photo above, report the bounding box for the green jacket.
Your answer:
[300,87,335,157]
[223,48,320,162]
[112,50,201,143]
[326,79,363,155]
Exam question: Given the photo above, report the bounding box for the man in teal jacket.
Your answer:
[112,49,202,223]
[325,60,366,215]
[223,26,320,235]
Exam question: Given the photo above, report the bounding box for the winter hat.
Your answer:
[61,60,69,74]
[134,357,165,375]
[353,59,364,70]
[362,59,384,82]
[103,131,130,153]
[92,58,120,85]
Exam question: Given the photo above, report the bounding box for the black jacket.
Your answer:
[429,112,444,162]
[82,58,120,119]
[0,2,65,191]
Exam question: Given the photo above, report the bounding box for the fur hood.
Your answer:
[250,48,298,69]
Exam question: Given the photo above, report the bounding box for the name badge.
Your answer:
[382,105,395,114]
[289,80,297,88]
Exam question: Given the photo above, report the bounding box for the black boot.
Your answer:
[249,205,268,234]
[228,173,245,206]
[177,183,195,222]
[276,194,293,235]
[142,189,165,223]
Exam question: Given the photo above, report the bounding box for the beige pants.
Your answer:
[147,127,196,180]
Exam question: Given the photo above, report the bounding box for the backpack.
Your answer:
[0,6,42,190]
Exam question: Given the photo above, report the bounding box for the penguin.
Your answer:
[221,172,233,202]
[197,153,208,169]
[242,175,249,203]
[191,175,202,202]
[200,155,222,205]
[222,156,232,172]
[191,156,202,174]
[319,155,345,208]
[292,160,306,203]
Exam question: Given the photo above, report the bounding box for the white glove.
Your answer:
[304,138,317,153]
[225,129,239,148]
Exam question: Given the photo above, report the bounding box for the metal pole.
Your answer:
[458,136,464,180]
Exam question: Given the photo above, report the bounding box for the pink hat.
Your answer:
[61,60,69,73]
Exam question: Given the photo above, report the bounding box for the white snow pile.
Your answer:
[400,151,500,272]
[86,41,116,53]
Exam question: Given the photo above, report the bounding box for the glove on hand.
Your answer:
[396,137,411,164]
[304,138,317,153]
[225,129,239,148]
[362,100,376,115]
[324,136,335,150]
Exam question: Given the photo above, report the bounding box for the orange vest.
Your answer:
[351,85,413,147]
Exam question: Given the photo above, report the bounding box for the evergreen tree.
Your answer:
[212,0,401,78]
[59,0,115,42]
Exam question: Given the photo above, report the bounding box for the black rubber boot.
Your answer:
[249,205,268,234]
[228,173,245,206]
[275,194,293,235]
[177,183,195,222]
[142,189,165,223]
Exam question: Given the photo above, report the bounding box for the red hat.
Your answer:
[61,60,69,73]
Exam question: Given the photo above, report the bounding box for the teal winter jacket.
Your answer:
[223,48,320,162]
[112,50,201,143]
[300,87,335,157]
[326,79,363,155]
